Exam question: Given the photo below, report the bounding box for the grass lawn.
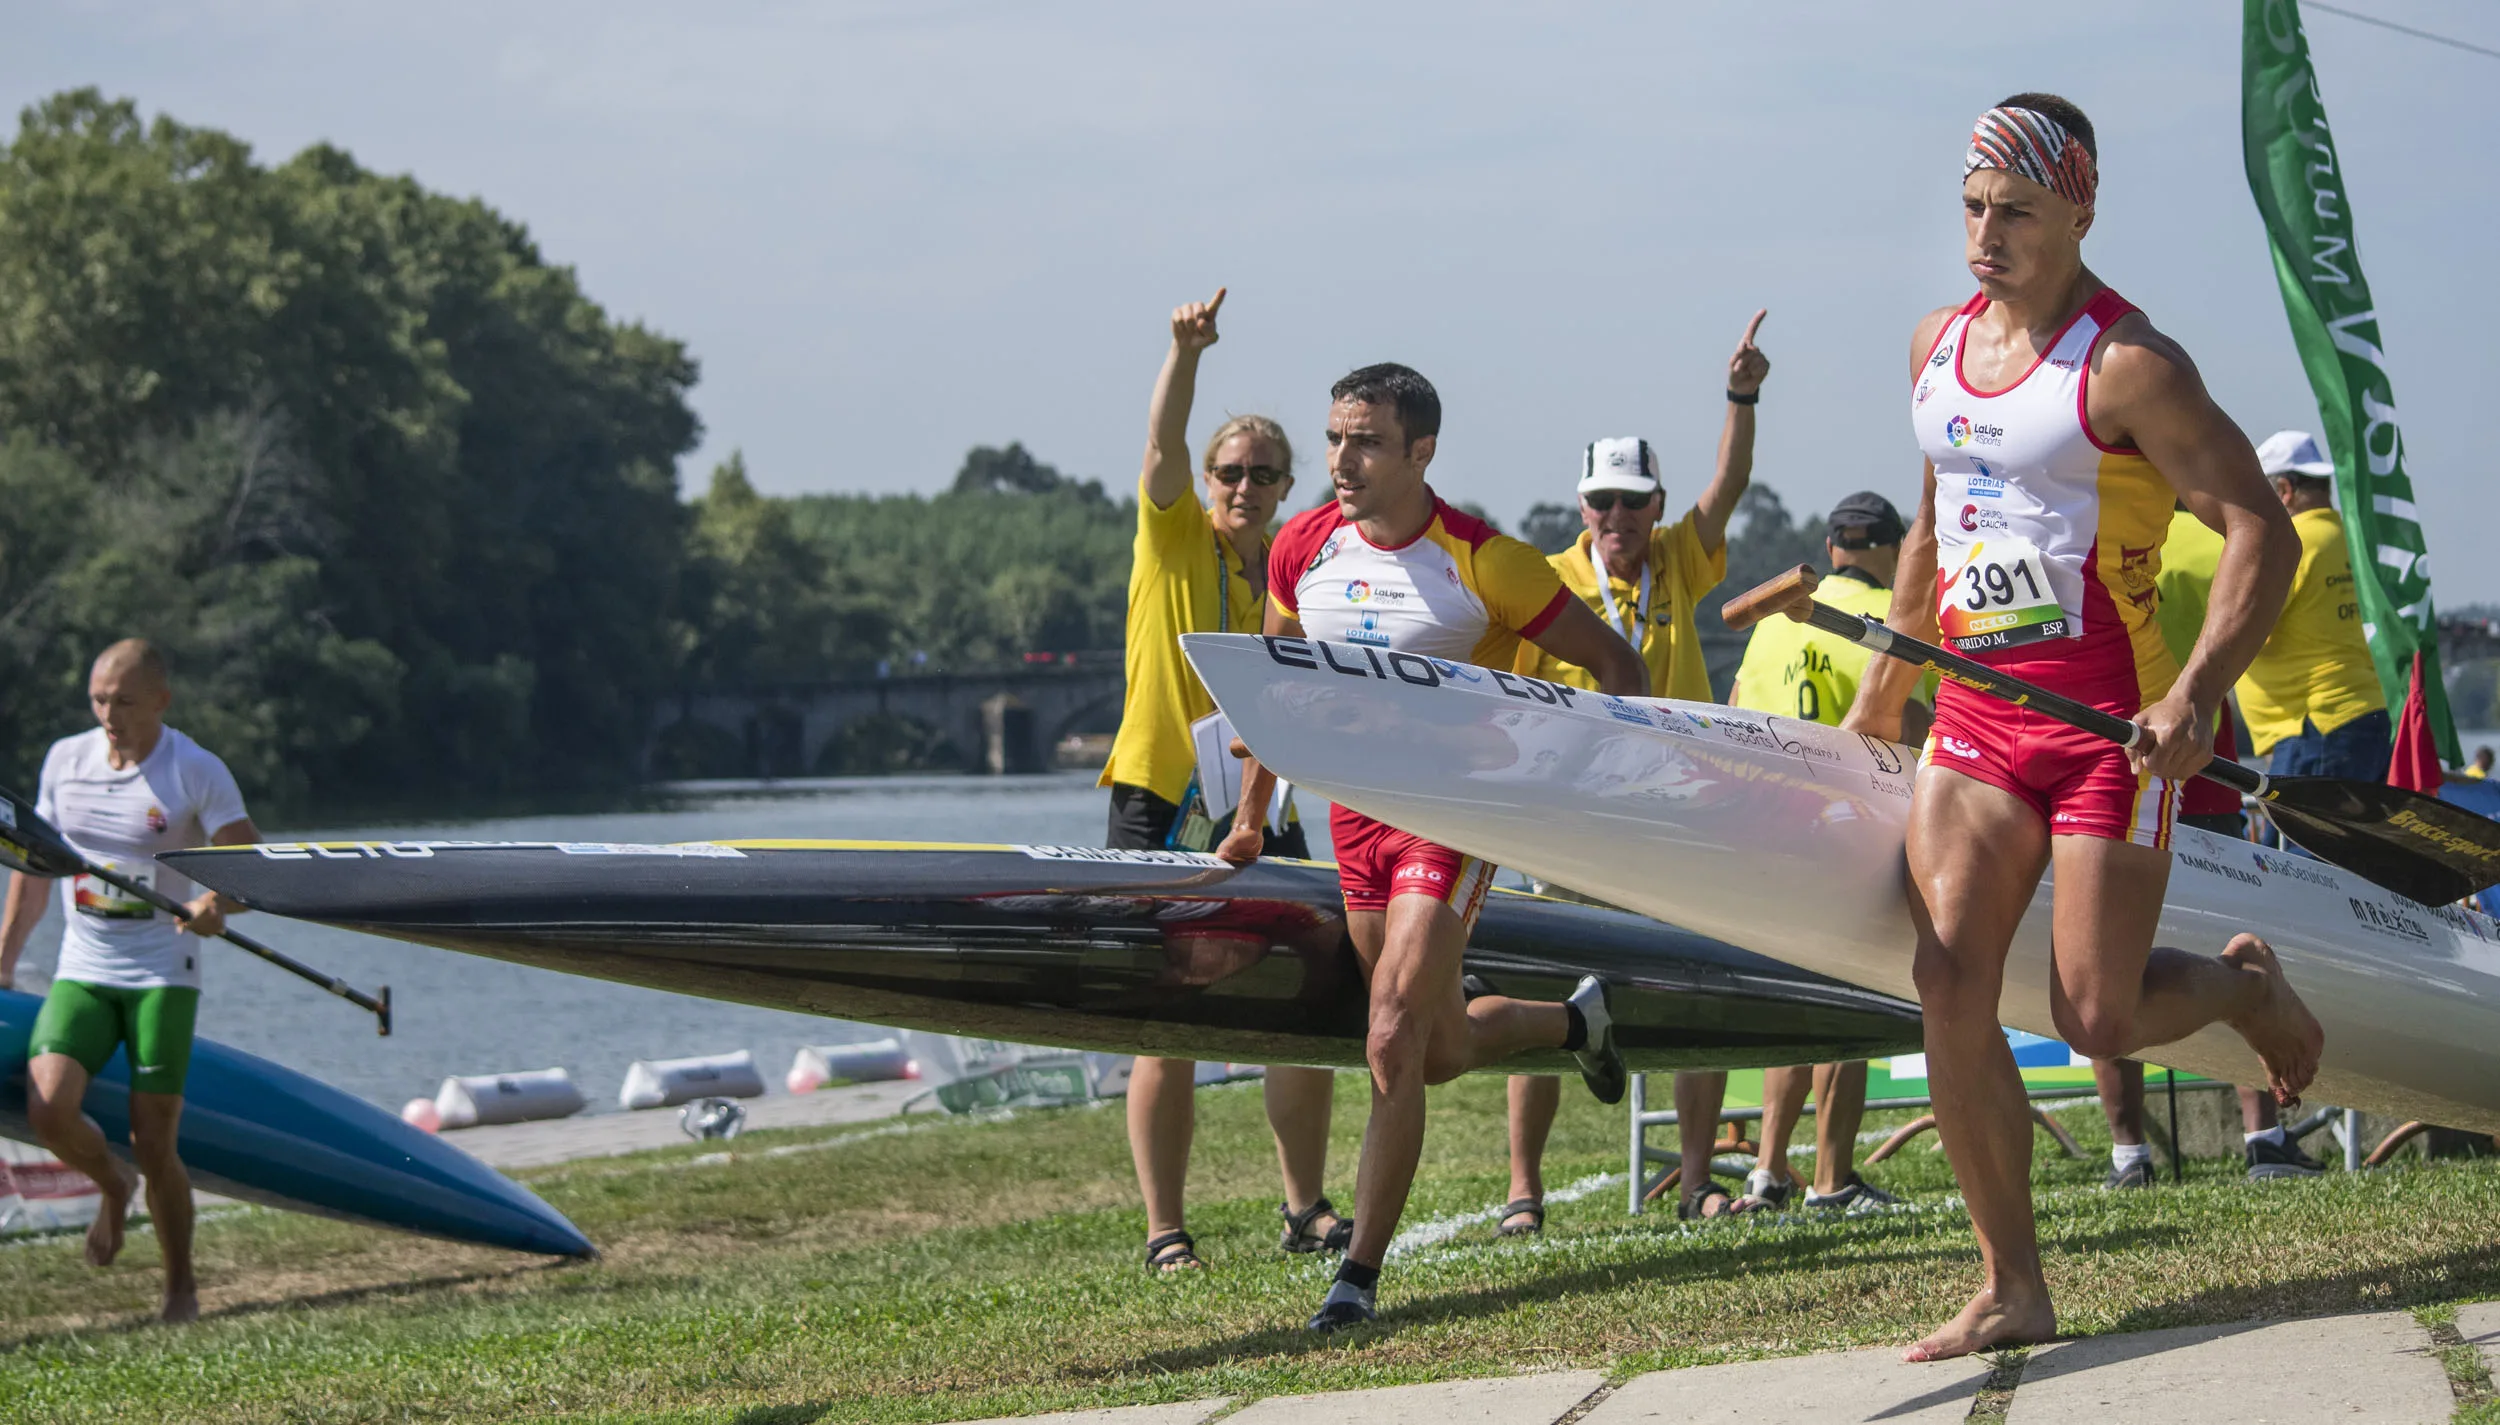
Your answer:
[3,1074,2497,1423]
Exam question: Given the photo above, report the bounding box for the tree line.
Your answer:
[0,91,1137,814]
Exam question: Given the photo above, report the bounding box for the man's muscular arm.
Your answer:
[1526,599,1648,698]
[1841,305,1958,744]
[2090,320,2297,780]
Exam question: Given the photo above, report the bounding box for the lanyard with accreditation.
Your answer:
[1599,549,1651,648]
[1167,531,1292,851]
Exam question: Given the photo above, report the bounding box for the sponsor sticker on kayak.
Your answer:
[1019,846,1229,866]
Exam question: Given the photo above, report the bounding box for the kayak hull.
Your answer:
[164,843,1923,1075]
[0,989,592,1257]
[1179,632,2500,1135]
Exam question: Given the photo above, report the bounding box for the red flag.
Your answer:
[2388,651,2444,793]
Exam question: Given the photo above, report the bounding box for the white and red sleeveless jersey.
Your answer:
[1911,289,2177,705]
[1267,493,1570,670]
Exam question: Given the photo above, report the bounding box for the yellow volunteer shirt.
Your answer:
[1100,480,1264,804]
[1729,566,1930,724]
[1513,513,1725,699]
[2235,504,2386,755]
[2152,507,2223,672]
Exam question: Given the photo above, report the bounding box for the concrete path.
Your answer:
[439,1080,925,1169]
[2008,1313,2450,1422]
[926,1306,2486,1424]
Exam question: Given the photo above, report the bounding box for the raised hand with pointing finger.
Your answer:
[1171,286,1226,353]
[1728,308,1771,398]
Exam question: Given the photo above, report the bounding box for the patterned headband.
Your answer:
[1965,106,2097,210]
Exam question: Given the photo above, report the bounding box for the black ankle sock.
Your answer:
[1335,1258,1380,1292]
[1561,1002,1588,1052]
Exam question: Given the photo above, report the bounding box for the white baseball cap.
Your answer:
[1578,437,1662,497]
[2255,430,2336,479]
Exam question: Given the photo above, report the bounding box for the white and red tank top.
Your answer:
[1267,493,1570,670]
[1911,289,2177,706]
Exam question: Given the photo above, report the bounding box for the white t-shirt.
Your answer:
[34,726,249,991]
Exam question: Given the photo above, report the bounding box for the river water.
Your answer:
[12,725,2496,1119]
[5,772,1248,1115]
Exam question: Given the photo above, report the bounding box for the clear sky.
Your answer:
[11,1,2497,602]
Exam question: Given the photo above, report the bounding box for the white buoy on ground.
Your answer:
[433,1068,586,1130]
[619,1050,765,1111]
[787,1038,912,1093]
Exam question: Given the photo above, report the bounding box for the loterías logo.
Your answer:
[1344,579,1372,603]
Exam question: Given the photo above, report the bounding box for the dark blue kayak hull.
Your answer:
[0,988,591,1257]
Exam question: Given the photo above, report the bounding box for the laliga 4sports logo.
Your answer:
[1343,579,1372,603]
[1945,415,2005,448]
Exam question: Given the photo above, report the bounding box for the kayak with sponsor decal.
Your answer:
[0,987,592,1255]
[1179,630,2500,1134]
[162,840,1922,1075]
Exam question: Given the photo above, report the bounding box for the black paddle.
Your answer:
[1724,566,2500,908]
[0,785,391,1035]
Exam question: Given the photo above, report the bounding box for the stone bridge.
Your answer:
[647,661,1127,780]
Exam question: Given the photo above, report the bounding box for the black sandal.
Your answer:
[1495,1197,1545,1237]
[1145,1229,1204,1272]
[1278,1197,1354,1254]
[1678,1179,1745,1221]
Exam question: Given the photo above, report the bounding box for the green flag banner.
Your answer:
[2241,0,2458,764]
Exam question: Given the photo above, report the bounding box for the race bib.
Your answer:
[1940,538,2067,651]
[72,863,157,921]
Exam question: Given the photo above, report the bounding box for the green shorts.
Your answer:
[28,981,200,1096]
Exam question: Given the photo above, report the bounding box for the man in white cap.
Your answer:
[1505,310,1769,1229]
[2236,429,2390,794]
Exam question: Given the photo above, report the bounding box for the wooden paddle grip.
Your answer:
[1719,564,1821,632]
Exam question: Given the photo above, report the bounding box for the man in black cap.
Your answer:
[1725,492,1932,1210]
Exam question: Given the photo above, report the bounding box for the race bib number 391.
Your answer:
[1941,538,2068,651]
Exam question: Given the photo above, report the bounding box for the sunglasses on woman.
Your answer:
[1211,463,1287,487]
[1582,489,1659,513]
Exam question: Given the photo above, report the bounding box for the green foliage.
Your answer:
[1696,484,1829,648]
[0,90,698,813]
[1521,501,1581,555]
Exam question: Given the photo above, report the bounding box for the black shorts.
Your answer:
[1104,782,1310,859]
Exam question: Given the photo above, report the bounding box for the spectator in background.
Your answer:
[2466,747,2493,781]
[1724,491,1928,1210]
[2236,431,2390,796]
[1099,289,1342,1273]
[1506,311,1769,1226]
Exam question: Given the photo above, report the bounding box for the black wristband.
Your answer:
[1726,389,1759,406]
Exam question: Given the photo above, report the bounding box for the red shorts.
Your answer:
[1923,680,2176,849]
[1330,805,1496,924]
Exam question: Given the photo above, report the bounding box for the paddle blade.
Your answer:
[0,784,90,879]
[2263,776,2500,907]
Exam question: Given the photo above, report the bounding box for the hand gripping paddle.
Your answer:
[0,785,391,1035]
[1724,566,2500,908]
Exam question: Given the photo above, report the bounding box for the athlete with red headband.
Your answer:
[1218,361,1647,1333]
[1843,93,2322,1362]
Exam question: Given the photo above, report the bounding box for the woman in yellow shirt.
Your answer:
[1099,290,1341,1274]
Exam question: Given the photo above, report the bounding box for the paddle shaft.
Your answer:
[74,859,393,1035]
[1789,601,2266,798]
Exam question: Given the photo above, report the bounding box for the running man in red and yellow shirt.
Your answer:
[1843,93,2320,1362]
[1217,363,1647,1332]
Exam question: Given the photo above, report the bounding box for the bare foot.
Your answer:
[1903,1285,2055,1362]
[2222,934,2325,1107]
[84,1161,138,1268]
[160,1282,199,1324]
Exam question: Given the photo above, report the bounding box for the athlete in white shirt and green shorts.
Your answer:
[0,640,259,1323]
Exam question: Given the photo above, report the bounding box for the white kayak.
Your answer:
[1183,632,2500,1134]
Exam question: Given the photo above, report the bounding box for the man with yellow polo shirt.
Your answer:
[1499,309,1770,1229]
[2238,430,2390,795]
[1725,492,1925,1211]
[1099,288,1339,1274]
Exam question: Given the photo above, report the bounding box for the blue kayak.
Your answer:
[0,988,591,1258]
